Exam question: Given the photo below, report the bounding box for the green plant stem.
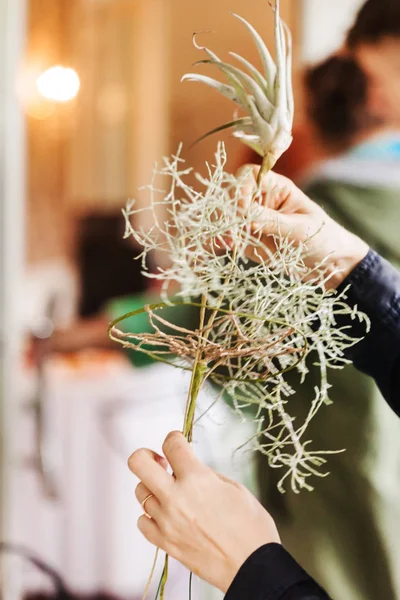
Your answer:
[154,575,162,600]
[182,293,208,440]
[184,361,208,441]
[160,295,208,598]
[158,555,169,600]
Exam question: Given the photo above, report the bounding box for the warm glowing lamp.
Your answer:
[36,66,80,102]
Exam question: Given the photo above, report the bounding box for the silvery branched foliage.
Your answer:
[182,0,293,173]
[110,144,369,493]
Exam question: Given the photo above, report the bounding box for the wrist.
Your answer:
[324,229,369,290]
[219,561,241,594]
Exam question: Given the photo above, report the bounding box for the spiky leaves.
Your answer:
[182,1,294,171]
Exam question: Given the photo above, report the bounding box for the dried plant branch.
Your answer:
[110,143,368,493]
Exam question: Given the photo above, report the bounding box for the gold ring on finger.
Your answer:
[141,493,155,519]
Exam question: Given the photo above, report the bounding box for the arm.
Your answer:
[49,317,112,352]
[337,249,400,416]
[225,544,330,600]
[228,252,400,600]
[29,316,114,367]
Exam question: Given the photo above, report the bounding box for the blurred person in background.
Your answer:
[30,212,154,358]
[76,213,150,319]
[244,1,400,599]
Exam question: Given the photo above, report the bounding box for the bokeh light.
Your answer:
[36,66,80,102]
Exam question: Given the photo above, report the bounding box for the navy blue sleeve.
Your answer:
[225,544,331,600]
[337,249,400,417]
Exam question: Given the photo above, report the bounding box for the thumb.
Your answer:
[162,431,205,479]
[236,166,290,214]
[236,164,259,211]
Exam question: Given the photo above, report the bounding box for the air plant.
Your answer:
[182,0,293,183]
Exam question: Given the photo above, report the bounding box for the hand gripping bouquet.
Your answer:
[109,2,368,597]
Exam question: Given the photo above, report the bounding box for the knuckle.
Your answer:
[189,469,209,488]
[159,519,174,542]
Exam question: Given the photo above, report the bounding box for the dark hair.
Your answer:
[348,0,400,48]
[305,55,375,149]
[77,212,148,318]
[305,0,400,149]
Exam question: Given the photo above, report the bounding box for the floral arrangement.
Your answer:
[109,2,367,597]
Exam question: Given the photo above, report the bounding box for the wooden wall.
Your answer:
[24,0,72,263]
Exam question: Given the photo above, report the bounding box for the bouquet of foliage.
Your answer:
[109,2,367,597]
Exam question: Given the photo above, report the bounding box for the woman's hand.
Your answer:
[128,431,280,593]
[239,166,369,288]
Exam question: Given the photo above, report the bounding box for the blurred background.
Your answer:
[3,0,393,599]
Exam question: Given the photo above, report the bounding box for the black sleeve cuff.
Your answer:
[336,248,400,413]
[224,543,329,600]
[338,248,400,333]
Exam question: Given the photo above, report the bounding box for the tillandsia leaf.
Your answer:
[273,0,285,107]
[192,31,220,61]
[245,96,276,151]
[183,2,294,171]
[196,59,274,121]
[191,33,251,108]
[181,73,240,104]
[186,61,245,114]
[229,51,268,93]
[190,117,251,148]
[282,21,294,117]
[232,131,264,156]
[231,13,276,92]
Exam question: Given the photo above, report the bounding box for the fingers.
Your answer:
[237,164,301,212]
[237,165,285,217]
[128,449,174,500]
[251,210,292,246]
[135,482,162,521]
[162,431,205,480]
[137,515,164,550]
[236,165,260,212]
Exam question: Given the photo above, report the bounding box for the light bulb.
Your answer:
[37,66,80,103]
